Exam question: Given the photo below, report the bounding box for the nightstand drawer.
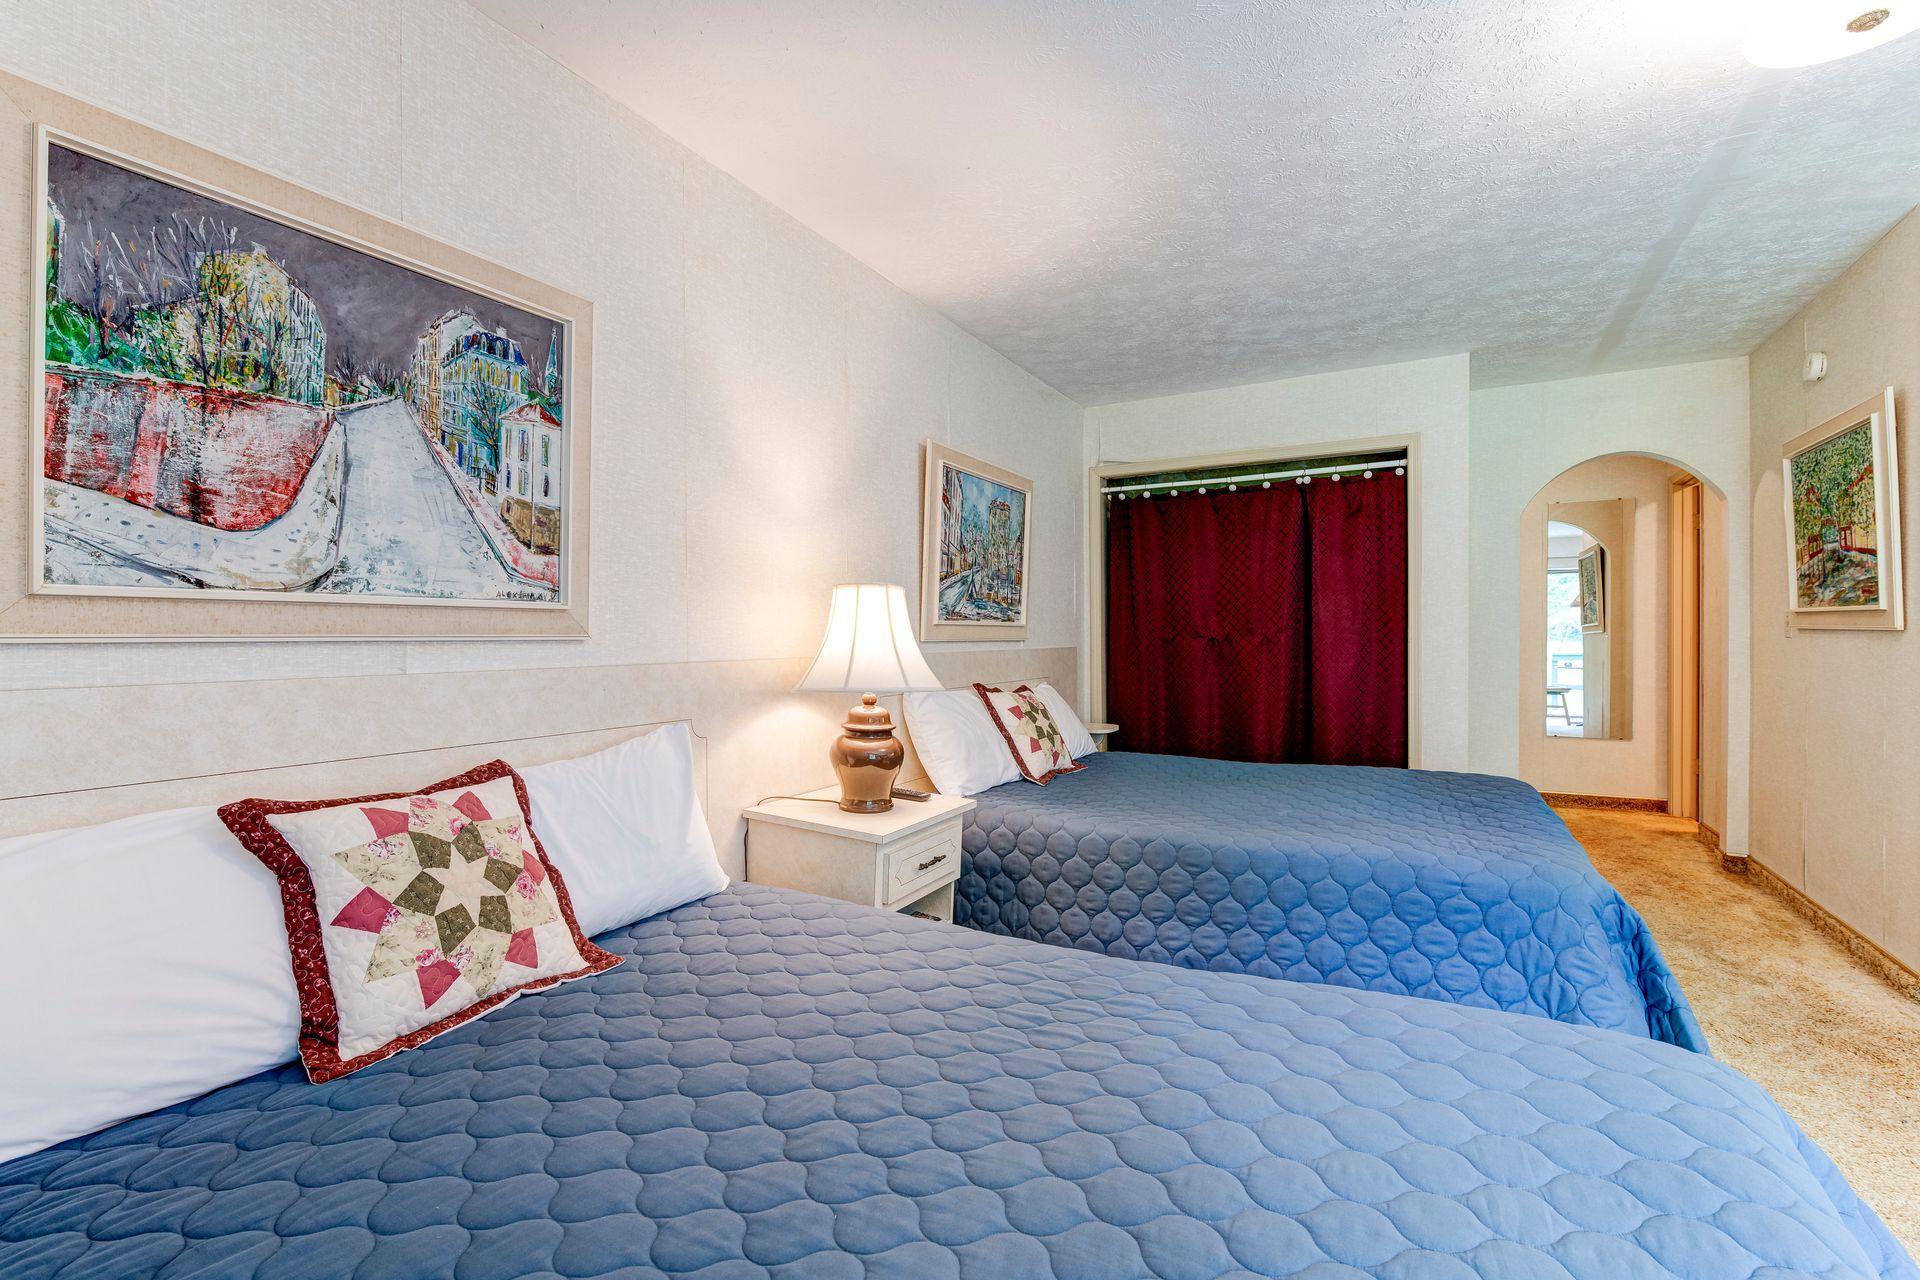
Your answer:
[884,822,961,903]
[743,788,974,916]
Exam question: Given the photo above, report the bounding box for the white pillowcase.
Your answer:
[904,688,1020,795]
[520,722,729,938]
[0,724,725,1167]
[1032,683,1098,759]
[0,804,302,1166]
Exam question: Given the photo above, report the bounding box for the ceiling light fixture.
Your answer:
[1744,1,1920,67]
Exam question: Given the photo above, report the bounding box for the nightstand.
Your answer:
[1086,722,1118,751]
[744,788,975,922]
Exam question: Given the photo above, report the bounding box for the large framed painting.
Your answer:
[1577,545,1606,633]
[919,442,1030,641]
[1782,388,1904,631]
[0,72,592,641]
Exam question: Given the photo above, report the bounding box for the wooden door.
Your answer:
[1667,479,1702,819]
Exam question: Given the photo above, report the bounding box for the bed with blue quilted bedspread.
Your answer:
[957,752,1708,1051]
[1,884,1909,1280]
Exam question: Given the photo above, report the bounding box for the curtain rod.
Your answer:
[1100,456,1408,497]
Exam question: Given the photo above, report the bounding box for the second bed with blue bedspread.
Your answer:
[958,752,1707,1051]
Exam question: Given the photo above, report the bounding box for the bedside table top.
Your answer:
[1085,722,1118,734]
[744,786,975,843]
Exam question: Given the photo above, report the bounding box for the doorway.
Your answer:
[1668,476,1703,821]
[1519,454,1726,825]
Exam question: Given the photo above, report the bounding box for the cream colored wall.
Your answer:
[1519,460,1675,800]
[1084,355,1752,804]
[1470,360,1751,849]
[0,1,1085,877]
[1749,207,1920,973]
[1082,354,1474,771]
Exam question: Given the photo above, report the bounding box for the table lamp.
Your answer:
[795,583,943,812]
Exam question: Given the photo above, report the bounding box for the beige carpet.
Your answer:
[1560,805,1920,1255]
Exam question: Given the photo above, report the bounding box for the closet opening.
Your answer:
[1091,448,1413,768]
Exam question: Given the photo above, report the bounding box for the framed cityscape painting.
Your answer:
[38,130,571,607]
[1782,388,1904,631]
[1577,545,1606,633]
[919,442,1030,641]
[2,72,591,642]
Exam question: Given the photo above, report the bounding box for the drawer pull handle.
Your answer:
[915,853,949,872]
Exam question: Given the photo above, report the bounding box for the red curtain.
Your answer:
[1105,471,1408,767]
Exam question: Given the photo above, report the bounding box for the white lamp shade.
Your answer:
[795,584,942,694]
[1744,2,1920,67]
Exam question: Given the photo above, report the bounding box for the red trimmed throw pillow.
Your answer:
[972,683,1088,785]
[219,760,619,1082]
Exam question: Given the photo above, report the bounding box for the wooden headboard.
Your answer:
[0,720,708,838]
[1,649,1078,868]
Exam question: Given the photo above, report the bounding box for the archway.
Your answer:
[1518,452,1730,834]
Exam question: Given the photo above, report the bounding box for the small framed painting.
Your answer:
[1578,545,1606,633]
[1783,388,1904,631]
[920,442,1030,641]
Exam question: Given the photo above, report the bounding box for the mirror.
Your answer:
[1544,500,1633,741]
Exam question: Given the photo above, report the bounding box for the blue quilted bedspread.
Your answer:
[958,752,1708,1051]
[1,885,1909,1280]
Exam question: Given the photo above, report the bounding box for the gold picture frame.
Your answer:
[1782,388,1903,631]
[1577,545,1606,634]
[919,442,1031,642]
[2,71,593,642]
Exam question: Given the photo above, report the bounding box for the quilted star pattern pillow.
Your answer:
[219,760,618,1082]
[972,683,1088,785]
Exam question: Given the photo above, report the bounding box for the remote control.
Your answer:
[891,786,932,802]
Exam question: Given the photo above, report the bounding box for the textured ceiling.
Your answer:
[471,0,1920,403]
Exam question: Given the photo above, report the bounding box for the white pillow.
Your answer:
[0,726,724,1167]
[1033,683,1098,759]
[519,723,728,938]
[904,688,1020,795]
[0,805,302,1165]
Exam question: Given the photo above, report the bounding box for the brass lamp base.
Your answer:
[831,693,904,813]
